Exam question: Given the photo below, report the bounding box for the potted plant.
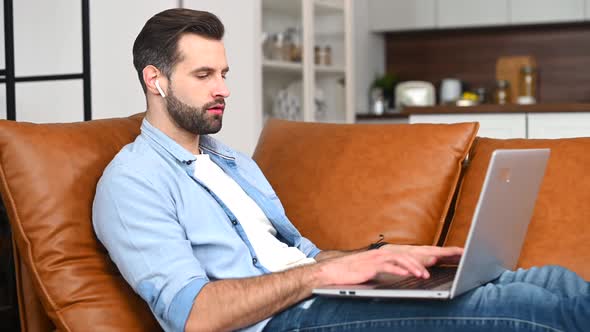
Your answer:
[370,73,397,113]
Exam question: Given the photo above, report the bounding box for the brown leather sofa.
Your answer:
[0,114,588,331]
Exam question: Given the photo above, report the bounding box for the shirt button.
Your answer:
[231,220,238,226]
[252,257,258,265]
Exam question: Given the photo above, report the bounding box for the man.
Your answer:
[93,8,589,332]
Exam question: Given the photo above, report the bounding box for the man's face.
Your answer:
[165,34,230,135]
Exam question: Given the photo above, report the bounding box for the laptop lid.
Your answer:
[312,148,550,300]
[449,148,550,298]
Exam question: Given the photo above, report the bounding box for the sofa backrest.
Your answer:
[253,119,479,250]
[445,137,590,280]
[0,114,161,331]
[0,115,481,330]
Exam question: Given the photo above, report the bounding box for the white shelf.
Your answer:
[316,65,345,75]
[315,0,344,14]
[262,60,343,76]
[262,0,301,15]
[262,60,303,73]
[315,30,345,37]
[263,0,342,17]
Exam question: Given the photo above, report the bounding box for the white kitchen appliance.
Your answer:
[395,81,436,108]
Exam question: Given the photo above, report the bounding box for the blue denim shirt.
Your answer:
[92,119,321,332]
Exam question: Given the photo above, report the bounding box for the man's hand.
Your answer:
[314,246,457,286]
[381,244,464,271]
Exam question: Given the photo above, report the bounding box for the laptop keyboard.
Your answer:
[375,266,457,290]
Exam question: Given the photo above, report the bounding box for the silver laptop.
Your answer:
[313,148,550,300]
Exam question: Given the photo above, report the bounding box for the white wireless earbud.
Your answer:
[155,79,166,98]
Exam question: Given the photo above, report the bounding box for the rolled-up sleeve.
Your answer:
[93,164,207,332]
[298,236,321,258]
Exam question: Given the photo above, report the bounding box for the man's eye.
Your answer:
[197,75,208,79]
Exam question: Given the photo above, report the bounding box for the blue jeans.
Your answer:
[264,265,589,331]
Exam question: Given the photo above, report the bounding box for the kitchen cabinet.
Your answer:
[261,0,354,124]
[437,0,509,28]
[368,0,589,33]
[527,113,590,138]
[390,105,590,139]
[409,113,527,139]
[368,0,436,32]
[510,0,585,24]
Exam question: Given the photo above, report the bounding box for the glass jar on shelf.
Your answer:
[493,80,510,105]
[269,32,290,61]
[285,26,302,62]
[314,46,323,65]
[475,87,488,104]
[314,45,332,66]
[517,65,537,104]
[323,46,332,66]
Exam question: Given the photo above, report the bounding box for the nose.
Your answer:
[213,76,230,99]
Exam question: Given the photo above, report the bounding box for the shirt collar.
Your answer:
[140,118,236,165]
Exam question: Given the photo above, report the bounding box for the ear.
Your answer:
[143,65,167,97]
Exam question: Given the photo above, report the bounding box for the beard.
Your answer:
[165,87,225,135]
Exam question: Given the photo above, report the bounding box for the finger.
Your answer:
[434,248,463,263]
[439,246,464,255]
[416,247,463,262]
[408,253,437,268]
[398,253,435,277]
[421,255,438,267]
[381,264,411,277]
[391,254,430,278]
[437,254,462,265]
[377,251,429,278]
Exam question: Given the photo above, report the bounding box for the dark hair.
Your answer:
[132,8,225,93]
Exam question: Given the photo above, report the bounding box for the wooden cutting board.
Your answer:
[496,56,537,103]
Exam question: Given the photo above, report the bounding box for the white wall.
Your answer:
[353,0,385,114]
[182,0,262,156]
[14,0,84,122]
[90,0,178,120]
[0,0,83,123]
[15,0,82,77]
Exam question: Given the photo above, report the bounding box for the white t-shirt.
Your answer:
[193,153,316,272]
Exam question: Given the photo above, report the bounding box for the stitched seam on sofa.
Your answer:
[437,136,479,247]
[436,167,464,247]
[291,316,564,332]
[442,136,480,247]
[432,123,479,246]
[0,155,68,331]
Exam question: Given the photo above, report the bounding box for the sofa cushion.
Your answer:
[253,120,479,250]
[0,114,161,331]
[445,137,590,280]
